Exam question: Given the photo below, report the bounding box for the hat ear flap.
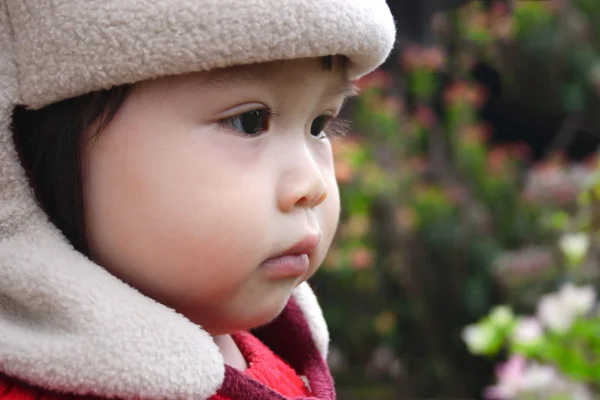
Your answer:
[0,0,34,235]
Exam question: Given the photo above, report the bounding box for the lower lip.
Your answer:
[260,254,310,279]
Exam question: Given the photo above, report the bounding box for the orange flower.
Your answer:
[465,85,488,108]
[349,247,375,270]
[401,45,446,71]
[444,82,487,107]
[487,147,510,174]
[356,69,392,91]
[506,142,530,160]
[460,124,492,144]
[422,47,446,71]
[331,137,362,160]
[414,106,437,129]
[444,81,468,105]
[335,160,353,184]
[400,45,421,70]
[383,96,404,115]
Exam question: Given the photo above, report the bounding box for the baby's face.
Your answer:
[83,58,350,335]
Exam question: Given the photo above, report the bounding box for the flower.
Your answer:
[558,283,596,316]
[459,124,491,144]
[487,147,510,174]
[523,163,593,207]
[349,247,374,270]
[422,47,446,70]
[559,233,590,267]
[414,106,437,129]
[355,69,391,91]
[489,306,514,329]
[537,293,574,333]
[443,81,487,107]
[334,160,353,184]
[486,358,560,400]
[519,363,556,392]
[485,356,526,399]
[511,318,543,346]
[382,96,404,115]
[462,323,496,355]
[536,283,597,333]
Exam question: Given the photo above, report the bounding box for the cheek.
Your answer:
[310,165,340,274]
[321,143,341,239]
[323,174,341,239]
[82,115,273,306]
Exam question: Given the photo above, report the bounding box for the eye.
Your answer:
[224,109,272,136]
[310,115,331,137]
[310,115,351,138]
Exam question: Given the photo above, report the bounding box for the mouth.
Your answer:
[259,234,321,279]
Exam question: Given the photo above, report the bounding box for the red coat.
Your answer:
[0,298,336,400]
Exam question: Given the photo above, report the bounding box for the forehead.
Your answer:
[202,57,356,97]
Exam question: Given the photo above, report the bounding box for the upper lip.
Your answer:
[272,233,321,259]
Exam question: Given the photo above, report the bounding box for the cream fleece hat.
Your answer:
[0,1,396,399]
[7,0,396,109]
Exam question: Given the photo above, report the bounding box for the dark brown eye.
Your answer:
[311,115,330,137]
[227,109,271,136]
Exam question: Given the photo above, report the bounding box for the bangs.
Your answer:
[321,55,350,75]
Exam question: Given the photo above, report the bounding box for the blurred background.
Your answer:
[314,0,600,399]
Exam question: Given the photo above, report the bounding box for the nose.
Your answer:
[277,148,329,212]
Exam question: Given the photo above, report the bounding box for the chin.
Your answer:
[235,292,295,333]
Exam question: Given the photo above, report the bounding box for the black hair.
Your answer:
[11,55,347,257]
[12,85,132,256]
[322,54,345,72]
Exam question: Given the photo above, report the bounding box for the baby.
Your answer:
[0,1,395,399]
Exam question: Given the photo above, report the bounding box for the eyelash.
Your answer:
[219,107,351,139]
[324,117,352,138]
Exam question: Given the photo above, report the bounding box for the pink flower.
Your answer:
[414,106,437,129]
[485,356,526,399]
[511,318,543,346]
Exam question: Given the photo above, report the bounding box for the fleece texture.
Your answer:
[6,0,396,109]
[0,0,395,399]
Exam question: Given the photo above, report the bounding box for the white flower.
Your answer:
[520,363,556,392]
[537,293,573,333]
[462,324,495,354]
[487,357,594,400]
[559,283,596,316]
[569,383,595,400]
[489,306,514,329]
[559,232,590,265]
[537,283,597,333]
[511,318,543,346]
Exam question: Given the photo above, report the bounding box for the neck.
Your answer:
[213,334,248,371]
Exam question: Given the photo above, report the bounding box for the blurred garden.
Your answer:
[314,0,600,398]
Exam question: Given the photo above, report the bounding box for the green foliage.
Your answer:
[317,1,600,398]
